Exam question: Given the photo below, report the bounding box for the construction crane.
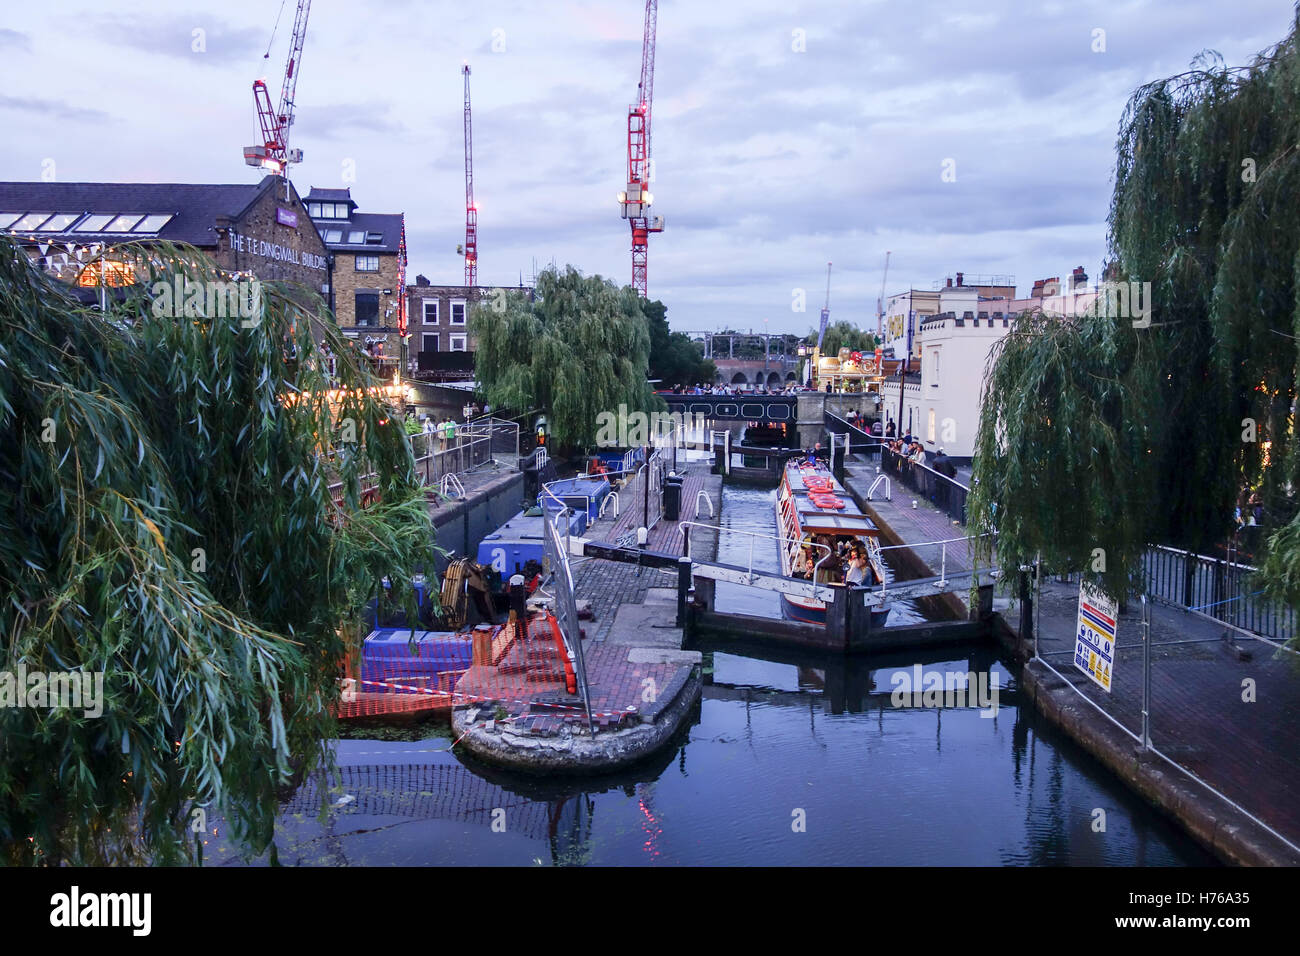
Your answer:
[816,262,832,349]
[243,0,312,176]
[462,64,477,287]
[617,0,664,298]
[876,251,891,342]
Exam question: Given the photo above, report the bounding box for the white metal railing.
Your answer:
[679,521,833,586]
[599,491,620,519]
[867,474,891,500]
[695,489,715,519]
[439,472,465,499]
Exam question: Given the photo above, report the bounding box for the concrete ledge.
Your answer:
[1020,657,1300,866]
[450,666,702,775]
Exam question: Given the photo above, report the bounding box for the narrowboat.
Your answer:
[775,458,891,627]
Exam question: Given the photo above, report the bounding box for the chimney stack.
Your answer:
[956,272,964,287]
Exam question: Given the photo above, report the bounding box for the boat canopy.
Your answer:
[782,461,880,537]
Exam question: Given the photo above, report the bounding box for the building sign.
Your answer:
[1074,582,1117,693]
[228,227,327,271]
[276,207,299,228]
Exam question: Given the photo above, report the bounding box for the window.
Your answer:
[12,212,54,231]
[928,408,936,443]
[931,349,940,385]
[365,232,383,244]
[133,214,174,233]
[103,214,144,232]
[347,230,365,244]
[355,256,379,272]
[73,214,114,232]
[422,333,439,353]
[449,334,467,351]
[0,213,21,230]
[324,229,342,243]
[422,299,439,324]
[35,213,80,232]
[450,300,466,325]
[313,203,348,219]
[354,292,379,327]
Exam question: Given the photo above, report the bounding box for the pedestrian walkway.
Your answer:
[600,460,720,556]
[842,459,979,576]
[1029,578,1300,857]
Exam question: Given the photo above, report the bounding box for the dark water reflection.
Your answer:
[208,480,1215,866]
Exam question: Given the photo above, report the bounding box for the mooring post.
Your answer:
[1019,566,1035,659]
[676,555,692,628]
[695,576,715,614]
[826,585,849,652]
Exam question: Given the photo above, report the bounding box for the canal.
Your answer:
[212,477,1215,866]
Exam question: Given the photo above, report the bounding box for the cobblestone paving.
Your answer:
[570,557,676,642]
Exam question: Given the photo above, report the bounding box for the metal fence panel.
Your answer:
[543,510,593,728]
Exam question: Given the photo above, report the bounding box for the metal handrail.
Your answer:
[867,474,891,501]
[695,489,715,519]
[439,472,465,499]
[679,520,832,585]
[599,491,620,519]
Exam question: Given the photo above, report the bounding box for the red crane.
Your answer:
[243,0,312,173]
[618,0,664,298]
[462,63,478,287]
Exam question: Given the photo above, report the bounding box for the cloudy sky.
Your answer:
[2,1,1294,333]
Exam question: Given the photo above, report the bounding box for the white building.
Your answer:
[878,268,1096,459]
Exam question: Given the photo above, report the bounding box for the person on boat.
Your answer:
[845,550,869,587]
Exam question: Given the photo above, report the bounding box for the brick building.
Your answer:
[303,187,406,361]
[0,177,331,301]
[405,276,533,381]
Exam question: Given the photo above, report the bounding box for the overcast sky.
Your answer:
[2,1,1294,333]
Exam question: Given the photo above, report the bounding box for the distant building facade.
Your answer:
[405,276,533,381]
[304,187,406,361]
[879,269,1091,459]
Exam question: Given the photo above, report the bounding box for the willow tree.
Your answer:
[0,237,436,864]
[971,15,1300,604]
[471,265,660,448]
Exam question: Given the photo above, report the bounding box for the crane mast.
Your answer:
[876,251,891,342]
[618,0,663,297]
[463,64,477,287]
[817,262,832,350]
[244,0,312,175]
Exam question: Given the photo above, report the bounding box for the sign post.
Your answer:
[1073,581,1117,693]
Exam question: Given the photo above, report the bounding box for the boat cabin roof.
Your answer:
[782,461,879,536]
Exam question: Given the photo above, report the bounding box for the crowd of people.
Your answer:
[670,382,801,396]
[793,535,875,586]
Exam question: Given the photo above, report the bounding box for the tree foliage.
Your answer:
[806,321,877,356]
[971,14,1300,607]
[645,300,716,387]
[470,266,660,447]
[0,238,435,864]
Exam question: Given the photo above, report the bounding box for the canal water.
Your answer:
[211,477,1215,866]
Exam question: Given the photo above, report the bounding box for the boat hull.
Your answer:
[780,592,890,629]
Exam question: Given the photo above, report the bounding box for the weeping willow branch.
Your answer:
[0,236,436,864]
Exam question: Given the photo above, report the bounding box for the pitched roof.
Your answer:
[317,211,403,254]
[304,187,354,204]
[0,181,276,246]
